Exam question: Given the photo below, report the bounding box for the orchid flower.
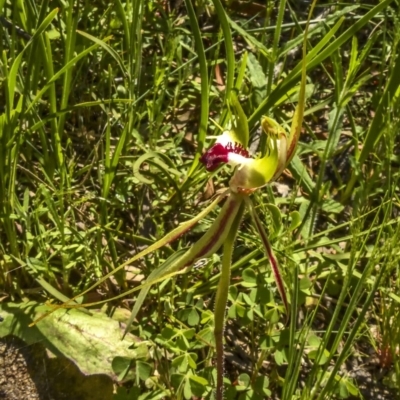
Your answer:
[201,96,299,194]
[200,94,293,310]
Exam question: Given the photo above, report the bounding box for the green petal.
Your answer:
[261,116,286,137]
[229,117,287,192]
[262,117,288,181]
[229,134,278,192]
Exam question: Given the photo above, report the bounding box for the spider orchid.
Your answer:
[198,90,305,398]
[198,95,297,313]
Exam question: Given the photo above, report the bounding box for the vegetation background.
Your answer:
[1,0,400,399]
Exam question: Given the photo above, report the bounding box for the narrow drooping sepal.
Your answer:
[31,191,231,328]
[123,192,246,337]
[188,191,245,261]
[245,197,289,314]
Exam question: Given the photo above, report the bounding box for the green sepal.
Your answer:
[30,192,230,327]
[123,192,245,337]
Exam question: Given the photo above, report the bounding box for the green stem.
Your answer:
[214,203,245,400]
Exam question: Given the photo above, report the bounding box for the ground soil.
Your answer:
[2,334,397,400]
[0,335,113,400]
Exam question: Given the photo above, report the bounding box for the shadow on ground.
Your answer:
[0,335,113,400]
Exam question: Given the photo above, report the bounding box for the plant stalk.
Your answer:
[214,202,245,399]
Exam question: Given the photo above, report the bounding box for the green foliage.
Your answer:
[1,0,400,399]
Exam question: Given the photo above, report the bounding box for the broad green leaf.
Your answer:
[189,374,208,386]
[246,52,267,107]
[289,155,315,195]
[184,377,192,400]
[136,361,152,381]
[173,354,190,372]
[308,349,330,365]
[274,349,286,366]
[0,302,137,379]
[241,269,257,288]
[237,373,251,390]
[289,211,302,231]
[112,357,133,381]
[187,309,200,326]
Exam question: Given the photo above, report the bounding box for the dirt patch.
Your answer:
[0,336,113,400]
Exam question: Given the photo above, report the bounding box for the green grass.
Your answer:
[1,0,400,399]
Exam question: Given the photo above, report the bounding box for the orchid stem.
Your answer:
[214,200,245,400]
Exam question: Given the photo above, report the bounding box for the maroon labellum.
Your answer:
[200,140,249,171]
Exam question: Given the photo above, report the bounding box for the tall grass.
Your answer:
[1,0,400,399]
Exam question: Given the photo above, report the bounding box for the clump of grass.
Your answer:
[1,0,400,399]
